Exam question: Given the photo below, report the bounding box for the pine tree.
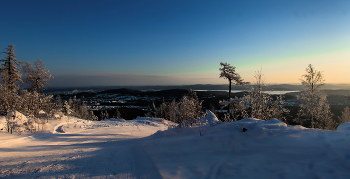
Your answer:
[219,62,248,99]
[22,59,53,93]
[297,64,334,129]
[0,44,22,93]
[219,62,248,116]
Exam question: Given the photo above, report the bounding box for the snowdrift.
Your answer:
[1,111,350,179]
[144,116,350,179]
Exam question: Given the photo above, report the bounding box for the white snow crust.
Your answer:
[1,111,350,179]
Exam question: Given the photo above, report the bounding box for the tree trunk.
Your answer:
[228,79,232,118]
[228,79,232,99]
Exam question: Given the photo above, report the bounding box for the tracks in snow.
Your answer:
[75,138,162,179]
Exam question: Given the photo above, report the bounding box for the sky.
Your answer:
[1,0,350,87]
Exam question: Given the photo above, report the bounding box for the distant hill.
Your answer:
[45,83,350,94]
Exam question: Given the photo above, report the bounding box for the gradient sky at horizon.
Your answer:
[1,0,349,87]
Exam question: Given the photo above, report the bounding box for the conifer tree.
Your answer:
[219,62,248,99]
[0,44,22,93]
[219,62,248,116]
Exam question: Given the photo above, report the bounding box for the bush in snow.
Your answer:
[100,108,109,120]
[113,106,122,119]
[18,90,53,117]
[4,110,41,133]
[220,70,289,122]
[156,89,205,128]
[0,83,19,115]
[145,101,157,118]
[60,97,98,121]
[338,107,350,125]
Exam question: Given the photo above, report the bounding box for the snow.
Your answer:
[337,122,350,131]
[200,110,220,125]
[1,111,350,178]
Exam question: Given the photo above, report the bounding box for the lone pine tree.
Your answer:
[219,62,248,117]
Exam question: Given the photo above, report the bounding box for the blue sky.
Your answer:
[1,0,349,87]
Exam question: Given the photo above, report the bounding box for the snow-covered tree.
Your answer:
[248,70,288,121]
[18,90,53,117]
[100,108,109,120]
[339,107,350,124]
[156,102,168,119]
[297,64,334,129]
[63,101,72,116]
[0,83,16,114]
[146,101,157,117]
[0,44,22,93]
[113,106,122,119]
[220,70,288,122]
[63,100,73,126]
[22,59,53,93]
[156,89,204,128]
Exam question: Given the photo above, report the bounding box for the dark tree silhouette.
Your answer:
[219,62,248,116]
[219,62,248,99]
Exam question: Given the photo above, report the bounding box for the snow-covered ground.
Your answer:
[1,111,350,179]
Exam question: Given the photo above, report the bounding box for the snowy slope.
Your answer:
[1,111,350,179]
[144,118,350,178]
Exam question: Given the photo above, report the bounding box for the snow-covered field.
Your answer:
[1,111,350,179]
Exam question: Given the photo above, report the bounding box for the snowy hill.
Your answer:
[1,111,350,178]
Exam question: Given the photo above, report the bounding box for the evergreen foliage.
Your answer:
[219,62,248,99]
[0,44,22,93]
